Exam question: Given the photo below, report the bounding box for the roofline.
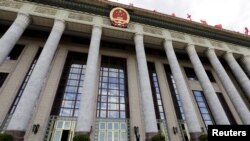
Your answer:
[25,0,250,46]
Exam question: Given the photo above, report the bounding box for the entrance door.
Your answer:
[51,120,75,141]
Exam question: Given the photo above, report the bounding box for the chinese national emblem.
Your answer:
[110,7,130,28]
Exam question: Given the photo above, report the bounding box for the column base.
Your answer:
[145,132,158,141]
[190,132,203,141]
[5,130,25,141]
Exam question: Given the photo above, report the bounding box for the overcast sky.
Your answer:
[109,0,250,34]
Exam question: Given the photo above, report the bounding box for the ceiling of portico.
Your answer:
[0,10,16,21]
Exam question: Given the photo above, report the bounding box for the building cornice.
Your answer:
[24,0,250,46]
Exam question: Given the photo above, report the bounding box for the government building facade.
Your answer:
[0,0,250,141]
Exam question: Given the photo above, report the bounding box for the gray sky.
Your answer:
[109,0,250,34]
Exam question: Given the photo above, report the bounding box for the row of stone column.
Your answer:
[1,12,250,140]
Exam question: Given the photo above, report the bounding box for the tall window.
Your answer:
[205,70,216,82]
[96,56,129,119]
[216,92,237,124]
[165,65,189,141]
[8,48,42,114]
[95,56,129,141]
[193,90,214,128]
[51,52,87,117]
[184,67,198,81]
[148,62,165,120]
[165,65,185,120]
[0,72,8,88]
[7,44,25,60]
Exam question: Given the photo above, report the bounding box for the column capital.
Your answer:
[16,12,31,25]
[185,43,196,53]
[163,39,173,49]
[18,11,29,18]
[55,18,65,23]
[135,32,143,37]
[223,51,233,58]
[205,48,216,57]
[164,38,172,42]
[186,43,195,50]
[53,18,65,32]
[134,33,144,42]
[93,25,102,30]
[207,47,215,51]
[91,25,102,37]
[188,43,195,46]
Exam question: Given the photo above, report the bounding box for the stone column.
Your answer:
[224,52,250,99]
[206,48,250,124]
[0,12,30,64]
[134,33,158,137]
[127,55,145,141]
[240,55,250,76]
[164,40,202,139]
[186,44,229,124]
[7,19,65,131]
[76,25,102,133]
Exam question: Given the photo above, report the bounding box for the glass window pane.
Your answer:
[101,96,107,102]
[120,104,125,110]
[108,104,118,110]
[120,132,127,141]
[114,123,119,130]
[99,132,105,141]
[195,97,203,102]
[120,111,126,118]
[100,103,107,109]
[100,123,106,130]
[100,110,106,118]
[53,131,62,141]
[108,111,119,118]
[120,123,127,130]
[198,102,206,107]
[114,132,119,140]
[200,108,209,114]
[56,121,63,128]
[107,132,112,141]
[202,114,212,121]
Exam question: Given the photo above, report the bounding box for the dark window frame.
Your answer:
[148,62,166,120]
[0,72,8,88]
[184,67,198,81]
[216,92,237,124]
[7,44,25,60]
[164,65,185,120]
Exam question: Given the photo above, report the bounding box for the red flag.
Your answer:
[244,27,249,35]
[215,24,222,29]
[200,20,208,25]
[187,14,192,20]
[171,13,176,17]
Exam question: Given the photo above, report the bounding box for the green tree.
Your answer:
[0,133,14,141]
[73,134,90,141]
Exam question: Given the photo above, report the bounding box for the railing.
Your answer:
[44,116,77,141]
[178,120,190,141]
[157,119,170,141]
[95,118,130,141]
